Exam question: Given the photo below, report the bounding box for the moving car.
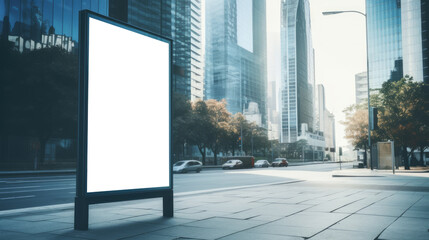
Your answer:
[254,160,270,168]
[271,158,288,167]
[222,159,243,169]
[173,160,202,173]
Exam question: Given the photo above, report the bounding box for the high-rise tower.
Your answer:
[205,0,267,125]
[280,0,314,143]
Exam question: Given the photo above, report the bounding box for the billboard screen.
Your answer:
[85,16,170,193]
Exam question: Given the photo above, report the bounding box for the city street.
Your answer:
[0,163,351,211]
[1,163,429,239]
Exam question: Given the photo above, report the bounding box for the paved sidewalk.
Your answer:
[1,170,429,239]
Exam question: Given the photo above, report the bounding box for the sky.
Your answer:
[266,0,367,150]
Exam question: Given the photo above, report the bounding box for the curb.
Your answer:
[0,169,76,177]
[332,174,385,178]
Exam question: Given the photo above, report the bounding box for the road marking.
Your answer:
[0,195,35,200]
[0,187,75,194]
[0,186,41,190]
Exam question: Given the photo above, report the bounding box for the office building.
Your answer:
[205,0,267,125]
[0,0,109,170]
[280,0,315,143]
[355,72,368,105]
[267,81,280,140]
[110,0,204,100]
[314,84,336,160]
[0,0,108,53]
[367,0,428,88]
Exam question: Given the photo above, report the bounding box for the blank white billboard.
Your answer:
[86,17,170,193]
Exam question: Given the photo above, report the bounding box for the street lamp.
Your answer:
[322,10,373,170]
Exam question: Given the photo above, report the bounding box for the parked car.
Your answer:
[222,159,243,169]
[254,160,270,168]
[271,158,288,167]
[173,160,202,173]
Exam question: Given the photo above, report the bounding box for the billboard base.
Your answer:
[74,189,174,230]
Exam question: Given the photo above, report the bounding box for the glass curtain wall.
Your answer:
[366,0,403,90]
[0,0,108,170]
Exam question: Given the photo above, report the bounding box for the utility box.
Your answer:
[377,142,394,170]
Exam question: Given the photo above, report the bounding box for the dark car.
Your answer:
[271,158,288,167]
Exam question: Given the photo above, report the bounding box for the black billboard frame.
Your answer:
[75,10,173,231]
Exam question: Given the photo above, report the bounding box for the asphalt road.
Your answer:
[0,162,351,211]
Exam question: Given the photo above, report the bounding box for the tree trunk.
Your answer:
[182,143,185,158]
[419,146,425,166]
[213,146,218,165]
[197,145,206,165]
[402,146,410,170]
[40,137,48,166]
[363,145,367,167]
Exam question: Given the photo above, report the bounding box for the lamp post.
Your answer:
[322,9,373,170]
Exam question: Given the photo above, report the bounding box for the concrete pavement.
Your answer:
[1,168,428,239]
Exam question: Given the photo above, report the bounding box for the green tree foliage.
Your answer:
[378,77,428,169]
[187,100,212,164]
[341,76,428,169]
[1,42,78,165]
[171,98,269,165]
[171,93,192,159]
[205,99,231,165]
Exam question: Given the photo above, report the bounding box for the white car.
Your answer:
[254,160,270,168]
[173,160,202,173]
[222,159,243,169]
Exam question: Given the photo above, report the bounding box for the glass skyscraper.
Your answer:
[0,0,109,170]
[367,0,429,88]
[205,0,267,125]
[280,0,314,143]
[0,0,108,53]
[367,0,402,90]
[110,0,204,101]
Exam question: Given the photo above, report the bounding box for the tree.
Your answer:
[172,93,192,160]
[187,100,211,164]
[341,93,386,166]
[342,104,370,165]
[378,77,428,169]
[205,99,231,165]
[1,45,78,166]
[225,113,244,156]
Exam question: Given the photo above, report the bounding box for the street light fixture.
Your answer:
[322,10,373,170]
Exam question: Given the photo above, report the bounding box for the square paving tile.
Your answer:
[357,205,408,217]
[309,229,378,240]
[184,217,265,231]
[0,219,71,234]
[330,214,396,234]
[219,231,303,240]
[378,217,429,240]
[248,224,321,238]
[150,225,237,239]
[273,211,349,230]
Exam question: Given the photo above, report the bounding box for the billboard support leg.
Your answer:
[163,190,173,217]
[74,197,89,230]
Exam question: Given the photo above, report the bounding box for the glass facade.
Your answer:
[205,0,266,125]
[111,0,203,101]
[280,0,314,143]
[0,0,108,53]
[422,0,429,83]
[366,0,403,89]
[0,0,108,170]
[401,0,423,82]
